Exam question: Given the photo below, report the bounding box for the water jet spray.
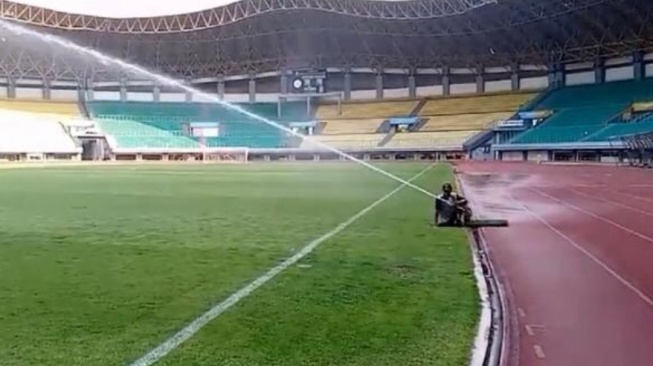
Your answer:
[0,19,436,198]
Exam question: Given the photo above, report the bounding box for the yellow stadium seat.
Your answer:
[320,119,385,135]
[316,100,417,119]
[421,112,512,132]
[384,131,478,149]
[0,99,80,117]
[300,133,383,149]
[419,93,535,116]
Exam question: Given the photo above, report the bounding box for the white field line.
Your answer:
[467,230,492,366]
[127,164,435,366]
[456,177,493,366]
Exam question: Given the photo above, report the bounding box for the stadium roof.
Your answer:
[14,0,241,18]
[12,0,425,18]
[0,0,652,80]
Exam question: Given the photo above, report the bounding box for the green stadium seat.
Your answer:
[88,101,311,149]
[583,115,653,142]
[509,79,653,145]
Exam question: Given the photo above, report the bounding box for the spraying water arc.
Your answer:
[0,19,436,199]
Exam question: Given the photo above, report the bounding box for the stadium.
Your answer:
[1,0,653,365]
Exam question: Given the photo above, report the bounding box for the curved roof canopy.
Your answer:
[13,0,412,18]
[15,0,244,18]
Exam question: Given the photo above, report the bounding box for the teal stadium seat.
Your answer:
[510,79,653,144]
[88,101,311,149]
[583,113,653,142]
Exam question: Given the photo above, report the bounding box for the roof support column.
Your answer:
[77,80,85,103]
[442,67,450,96]
[376,68,384,100]
[217,74,225,100]
[280,70,288,95]
[7,77,16,99]
[344,69,351,101]
[510,63,520,91]
[633,51,645,80]
[548,63,564,89]
[185,77,192,102]
[153,84,160,103]
[594,59,605,84]
[408,68,416,98]
[42,77,51,100]
[248,73,256,103]
[120,77,127,102]
[84,78,94,102]
[475,67,484,94]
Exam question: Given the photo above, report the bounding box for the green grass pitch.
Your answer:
[0,162,479,366]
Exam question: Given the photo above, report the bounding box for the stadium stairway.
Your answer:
[518,87,552,111]
[78,98,91,119]
[375,119,392,133]
[463,129,494,151]
[378,130,396,147]
[315,121,327,134]
[409,98,428,116]
[409,117,429,132]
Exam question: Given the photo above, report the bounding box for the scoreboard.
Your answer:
[290,69,327,94]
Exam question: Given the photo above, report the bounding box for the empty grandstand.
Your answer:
[493,79,653,161]
[0,100,81,160]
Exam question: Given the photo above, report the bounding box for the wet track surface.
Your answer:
[457,162,653,366]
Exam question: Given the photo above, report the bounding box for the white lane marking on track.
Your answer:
[569,188,653,218]
[531,188,653,245]
[604,188,653,204]
[507,192,653,308]
[126,164,435,366]
[517,307,526,318]
[533,345,546,359]
[524,324,545,337]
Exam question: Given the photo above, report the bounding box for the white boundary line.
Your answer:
[127,164,435,366]
[456,177,493,366]
[467,230,493,366]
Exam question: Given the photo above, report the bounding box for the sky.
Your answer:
[13,0,239,18]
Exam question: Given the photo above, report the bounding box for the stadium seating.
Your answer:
[583,117,653,142]
[509,125,603,144]
[0,99,80,116]
[299,134,383,150]
[419,93,535,116]
[0,110,79,154]
[96,119,200,149]
[536,79,653,109]
[421,112,512,132]
[315,100,417,119]
[384,131,478,149]
[509,79,653,144]
[87,101,309,149]
[320,119,386,134]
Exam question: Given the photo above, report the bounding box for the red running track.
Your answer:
[456,162,653,366]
